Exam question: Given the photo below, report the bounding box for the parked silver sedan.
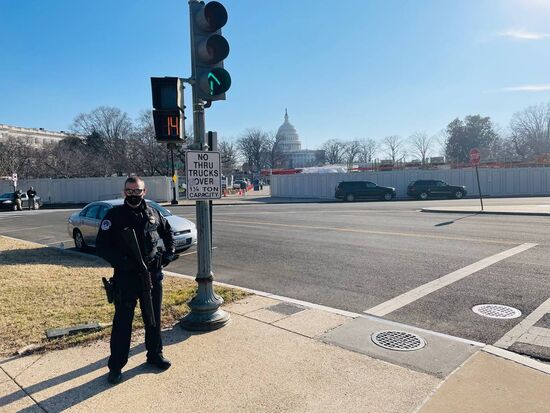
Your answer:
[67,199,197,252]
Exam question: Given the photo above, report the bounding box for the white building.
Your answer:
[275,110,322,168]
[0,124,72,147]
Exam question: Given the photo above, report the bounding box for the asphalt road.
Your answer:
[1,198,549,359]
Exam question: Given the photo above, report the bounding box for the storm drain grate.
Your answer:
[371,330,426,351]
[472,304,522,319]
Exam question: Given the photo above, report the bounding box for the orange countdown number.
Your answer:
[167,115,179,136]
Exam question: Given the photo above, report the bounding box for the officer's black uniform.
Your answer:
[96,199,175,372]
[26,188,36,210]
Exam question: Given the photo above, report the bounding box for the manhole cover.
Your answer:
[472,304,522,319]
[371,330,426,351]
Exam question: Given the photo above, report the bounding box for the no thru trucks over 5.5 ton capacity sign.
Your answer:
[185,151,222,200]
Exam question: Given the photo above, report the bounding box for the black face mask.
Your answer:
[125,196,142,206]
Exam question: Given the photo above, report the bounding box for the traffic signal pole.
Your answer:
[180,0,230,331]
[169,143,178,205]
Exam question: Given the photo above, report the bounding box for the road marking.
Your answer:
[365,243,538,317]
[494,296,550,349]
[217,219,519,245]
[516,326,550,347]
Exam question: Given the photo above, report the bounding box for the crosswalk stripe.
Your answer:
[494,297,550,348]
[365,243,538,317]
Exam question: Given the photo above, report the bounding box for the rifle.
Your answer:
[121,228,156,328]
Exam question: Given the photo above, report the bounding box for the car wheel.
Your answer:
[383,193,393,201]
[418,192,428,200]
[345,193,355,202]
[454,191,464,199]
[73,229,87,251]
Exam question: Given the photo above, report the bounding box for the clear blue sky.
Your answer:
[1,0,550,151]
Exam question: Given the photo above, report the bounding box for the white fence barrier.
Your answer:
[271,167,550,199]
[0,176,172,204]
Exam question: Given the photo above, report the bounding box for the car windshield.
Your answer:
[0,193,13,198]
[146,200,172,217]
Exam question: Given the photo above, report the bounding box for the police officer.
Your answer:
[13,189,22,211]
[26,186,37,210]
[96,176,176,385]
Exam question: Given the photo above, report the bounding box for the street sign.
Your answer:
[185,151,222,200]
[470,148,481,165]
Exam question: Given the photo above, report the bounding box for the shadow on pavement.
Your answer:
[0,327,194,412]
[434,213,480,227]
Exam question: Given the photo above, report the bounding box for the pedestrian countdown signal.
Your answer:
[150,77,185,143]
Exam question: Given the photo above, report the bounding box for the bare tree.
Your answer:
[237,128,272,171]
[321,139,345,164]
[357,138,378,164]
[382,135,404,163]
[71,106,134,175]
[0,136,36,178]
[408,131,434,165]
[267,134,287,168]
[218,140,238,175]
[509,103,550,159]
[126,111,173,176]
[40,137,101,178]
[343,140,362,170]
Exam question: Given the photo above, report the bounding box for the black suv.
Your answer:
[407,180,467,200]
[335,181,396,202]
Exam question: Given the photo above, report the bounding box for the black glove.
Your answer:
[161,251,179,267]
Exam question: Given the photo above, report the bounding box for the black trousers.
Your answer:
[108,279,163,371]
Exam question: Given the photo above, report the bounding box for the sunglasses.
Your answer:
[124,188,144,195]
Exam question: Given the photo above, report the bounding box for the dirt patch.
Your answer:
[0,236,247,356]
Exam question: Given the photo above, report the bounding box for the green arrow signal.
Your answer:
[202,68,231,99]
[208,72,221,95]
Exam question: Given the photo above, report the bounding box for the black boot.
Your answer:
[107,369,123,384]
[146,354,171,370]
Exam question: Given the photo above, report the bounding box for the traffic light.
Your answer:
[151,77,185,143]
[190,1,231,101]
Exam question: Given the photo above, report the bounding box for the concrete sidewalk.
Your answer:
[1,294,549,412]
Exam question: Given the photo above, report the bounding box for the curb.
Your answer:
[421,208,550,217]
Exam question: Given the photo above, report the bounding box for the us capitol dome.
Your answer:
[275,109,301,153]
[274,109,322,168]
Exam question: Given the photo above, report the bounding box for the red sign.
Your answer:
[470,148,481,165]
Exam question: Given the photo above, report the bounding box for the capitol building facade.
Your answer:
[0,123,71,147]
[275,110,323,168]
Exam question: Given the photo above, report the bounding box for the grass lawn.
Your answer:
[0,236,247,356]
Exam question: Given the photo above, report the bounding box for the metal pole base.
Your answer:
[180,278,231,331]
[180,308,230,331]
[171,200,179,205]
